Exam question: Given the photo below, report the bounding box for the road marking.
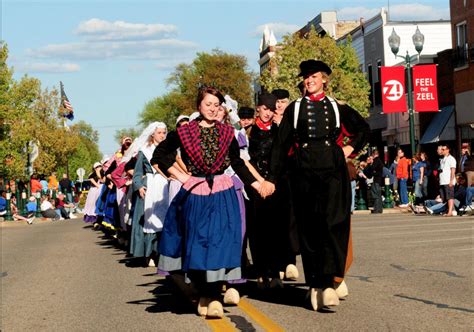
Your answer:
[378,228,473,236]
[354,221,474,230]
[238,299,285,332]
[407,237,473,243]
[206,316,238,332]
[456,247,474,251]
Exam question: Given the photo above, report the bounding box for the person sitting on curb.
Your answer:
[424,173,467,216]
[40,195,60,220]
[10,196,35,224]
[55,193,76,220]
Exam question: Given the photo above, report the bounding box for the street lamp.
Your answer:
[388,26,425,157]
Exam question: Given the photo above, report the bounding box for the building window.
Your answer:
[367,64,374,107]
[374,60,382,106]
[454,21,468,67]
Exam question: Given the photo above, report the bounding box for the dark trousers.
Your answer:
[246,184,289,279]
[371,183,383,213]
[291,165,351,289]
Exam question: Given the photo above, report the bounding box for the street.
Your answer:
[1,213,473,331]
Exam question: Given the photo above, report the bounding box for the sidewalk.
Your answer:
[353,207,411,215]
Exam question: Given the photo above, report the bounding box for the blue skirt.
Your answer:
[158,175,242,280]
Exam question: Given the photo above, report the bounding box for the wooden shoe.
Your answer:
[197,297,210,316]
[257,277,269,290]
[285,264,299,280]
[206,300,224,318]
[223,288,240,305]
[322,288,340,307]
[334,280,349,299]
[269,277,284,289]
[309,288,322,311]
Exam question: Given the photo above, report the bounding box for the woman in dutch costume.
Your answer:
[129,122,169,267]
[265,60,370,311]
[151,86,261,319]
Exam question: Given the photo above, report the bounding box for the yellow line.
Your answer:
[238,299,285,332]
[206,316,238,332]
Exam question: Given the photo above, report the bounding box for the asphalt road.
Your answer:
[1,213,473,331]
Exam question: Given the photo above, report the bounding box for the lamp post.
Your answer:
[5,190,13,221]
[35,191,42,217]
[388,26,425,158]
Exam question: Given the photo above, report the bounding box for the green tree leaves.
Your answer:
[0,43,102,180]
[260,27,370,117]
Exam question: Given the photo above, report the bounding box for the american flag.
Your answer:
[60,81,74,120]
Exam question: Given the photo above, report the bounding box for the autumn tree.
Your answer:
[0,42,102,180]
[260,27,371,117]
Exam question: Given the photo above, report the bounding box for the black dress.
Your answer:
[269,96,370,288]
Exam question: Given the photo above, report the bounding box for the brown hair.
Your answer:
[196,86,225,110]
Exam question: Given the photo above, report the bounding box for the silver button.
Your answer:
[309,134,316,138]
[308,118,315,123]
[325,111,328,115]
[308,112,314,116]
[325,140,330,146]
[302,143,308,148]
[326,126,329,129]
[309,126,316,130]
[324,106,328,109]
[323,100,327,103]
[325,118,329,122]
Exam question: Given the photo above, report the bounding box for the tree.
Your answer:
[139,91,186,129]
[139,49,255,129]
[114,127,141,145]
[260,28,371,117]
[0,43,102,180]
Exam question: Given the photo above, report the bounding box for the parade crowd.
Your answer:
[1,59,473,319]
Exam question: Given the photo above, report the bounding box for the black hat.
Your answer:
[298,60,332,77]
[238,107,255,119]
[271,89,290,100]
[257,93,277,111]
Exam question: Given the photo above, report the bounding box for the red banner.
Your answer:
[412,65,439,112]
[381,66,407,113]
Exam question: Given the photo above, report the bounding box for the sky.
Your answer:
[2,0,450,157]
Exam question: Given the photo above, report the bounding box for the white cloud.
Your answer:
[75,18,178,41]
[337,4,449,21]
[336,7,380,21]
[26,39,198,60]
[254,22,299,38]
[386,4,449,20]
[13,62,80,73]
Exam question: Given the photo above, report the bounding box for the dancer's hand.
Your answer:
[342,145,354,157]
[139,187,147,199]
[259,181,275,198]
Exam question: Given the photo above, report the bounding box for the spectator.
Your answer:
[59,173,74,206]
[389,155,399,202]
[30,174,43,194]
[369,149,384,214]
[40,175,49,193]
[48,172,59,190]
[396,149,410,207]
[460,143,471,173]
[439,144,457,217]
[10,196,34,224]
[55,193,76,219]
[346,159,358,212]
[412,153,427,206]
[26,196,37,217]
[40,195,60,220]
[425,173,466,215]
[0,190,6,216]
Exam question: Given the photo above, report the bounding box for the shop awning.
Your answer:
[420,105,455,144]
